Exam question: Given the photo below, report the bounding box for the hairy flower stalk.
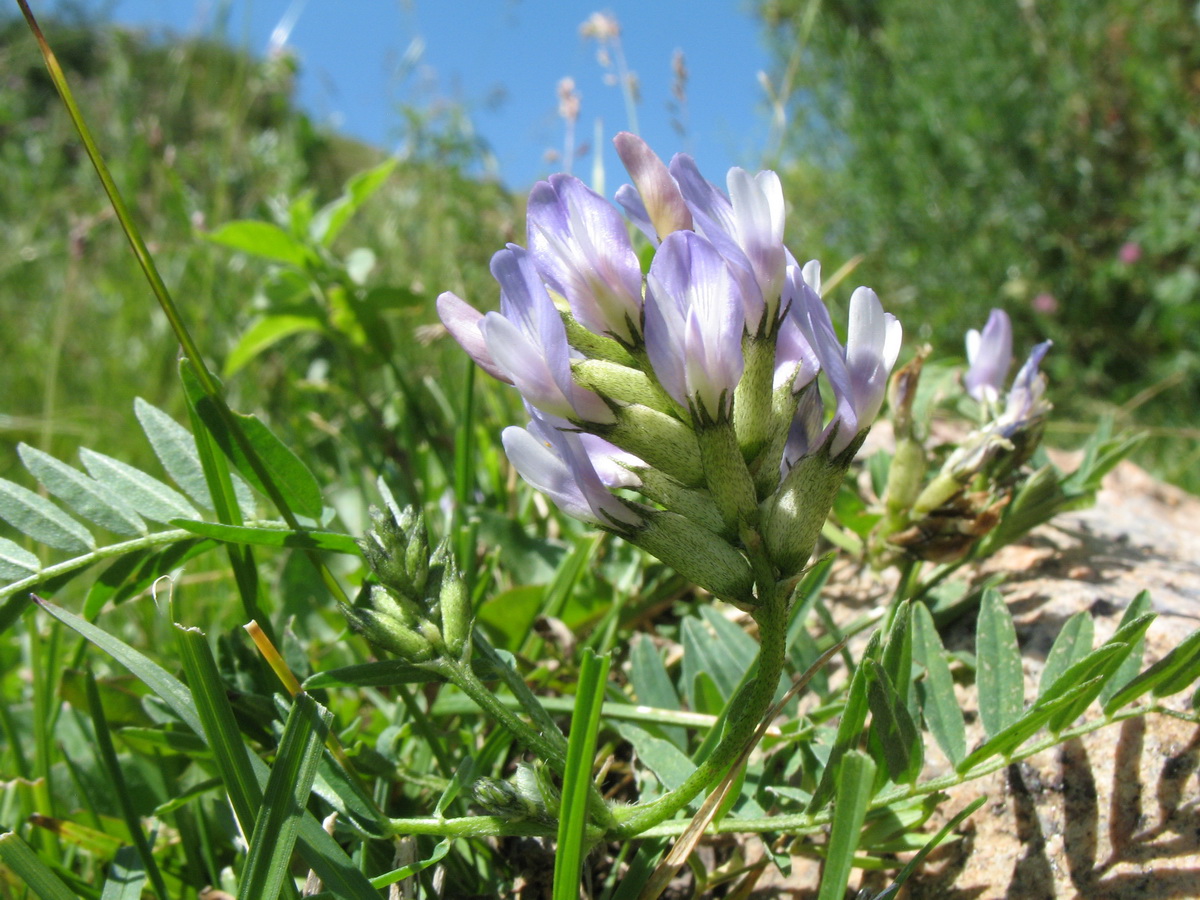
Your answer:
[437,133,903,834]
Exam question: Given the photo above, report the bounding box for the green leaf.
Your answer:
[239,693,332,900]
[976,588,1023,738]
[912,601,966,766]
[0,536,41,583]
[0,477,94,552]
[1039,611,1094,695]
[79,449,200,524]
[168,519,359,554]
[224,314,327,377]
[681,611,754,706]
[881,601,914,708]
[865,660,923,785]
[302,659,443,689]
[1106,625,1200,713]
[1099,591,1153,707]
[817,750,876,900]
[809,632,879,812]
[100,846,148,900]
[1037,611,1153,728]
[629,634,687,749]
[205,220,313,268]
[180,362,324,520]
[958,677,1103,773]
[1039,642,1131,733]
[37,600,378,900]
[18,444,146,536]
[620,723,696,793]
[0,831,78,900]
[310,156,398,246]
[134,398,254,516]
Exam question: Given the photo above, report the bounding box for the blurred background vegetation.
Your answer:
[759,0,1200,487]
[2,0,1198,496]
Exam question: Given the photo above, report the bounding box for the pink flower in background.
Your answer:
[1032,292,1059,315]
[1118,242,1142,265]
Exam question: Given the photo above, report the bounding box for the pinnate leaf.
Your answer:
[79,449,200,524]
[976,588,1023,738]
[0,536,41,583]
[18,443,145,536]
[135,398,254,516]
[0,477,94,552]
[913,601,966,766]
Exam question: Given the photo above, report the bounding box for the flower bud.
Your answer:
[341,603,434,662]
[358,504,430,602]
[438,559,472,658]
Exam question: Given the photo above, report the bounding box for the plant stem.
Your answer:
[438,658,567,771]
[610,582,790,837]
[383,702,1178,843]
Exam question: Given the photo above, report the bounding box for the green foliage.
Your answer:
[759,0,1200,488]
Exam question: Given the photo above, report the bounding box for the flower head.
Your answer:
[438,135,903,590]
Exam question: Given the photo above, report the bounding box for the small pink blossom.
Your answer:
[1118,241,1142,265]
[1032,292,1059,315]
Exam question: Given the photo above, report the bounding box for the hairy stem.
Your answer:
[610,582,790,837]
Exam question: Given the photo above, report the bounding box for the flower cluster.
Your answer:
[882,308,1052,562]
[439,134,901,604]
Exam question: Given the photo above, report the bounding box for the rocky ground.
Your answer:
[761,461,1200,898]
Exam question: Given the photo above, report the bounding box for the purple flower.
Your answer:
[964,309,1013,405]
[668,154,787,330]
[436,291,510,383]
[996,340,1052,435]
[439,245,615,425]
[644,231,746,420]
[502,409,643,528]
[612,132,692,244]
[786,268,902,455]
[527,174,644,344]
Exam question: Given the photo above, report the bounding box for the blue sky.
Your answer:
[92,1,776,192]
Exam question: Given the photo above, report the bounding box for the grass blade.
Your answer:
[976,588,1023,738]
[100,845,149,900]
[83,670,169,900]
[239,693,332,900]
[0,831,77,900]
[37,599,378,900]
[554,649,612,900]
